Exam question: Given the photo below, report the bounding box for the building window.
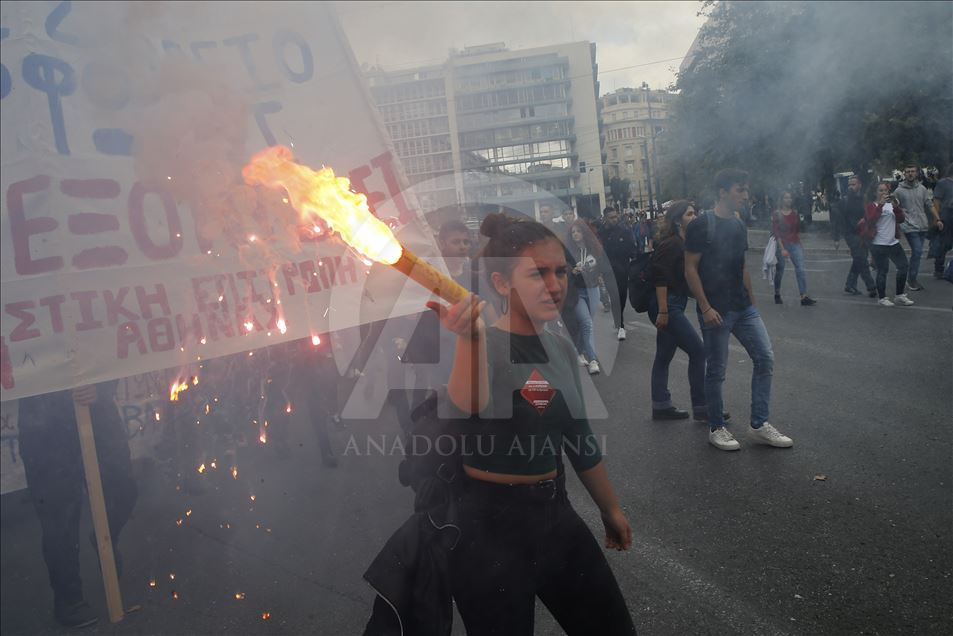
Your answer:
[624,145,634,158]
[625,161,635,175]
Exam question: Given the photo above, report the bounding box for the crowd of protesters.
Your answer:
[12,161,951,631]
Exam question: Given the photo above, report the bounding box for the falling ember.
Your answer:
[248,234,257,243]
[243,145,469,303]
[191,375,199,386]
[261,612,271,621]
[186,509,193,517]
[155,412,161,421]
[259,431,268,444]
[285,403,292,414]
[197,463,206,474]
[169,573,176,581]
[172,590,179,600]
[249,495,256,502]
[169,380,189,401]
[210,460,218,469]
[149,579,157,588]
[200,337,207,345]
[235,592,246,600]
[311,335,321,346]
[204,403,210,415]
[244,321,254,332]
[231,466,239,479]
[176,518,183,526]
[277,318,288,334]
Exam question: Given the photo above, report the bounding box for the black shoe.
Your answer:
[54,599,99,629]
[800,296,817,306]
[652,407,690,421]
[867,290,878,298]
[844,287,861,296]
[774,294,782,304]
[907,281,924,291]
[694,411,732,423]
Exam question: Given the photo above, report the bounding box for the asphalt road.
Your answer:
[2,228,951,635]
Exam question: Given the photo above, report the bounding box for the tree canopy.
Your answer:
[661,0,953,200]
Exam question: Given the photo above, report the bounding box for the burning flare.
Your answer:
[242,146,469,304]
[242,146,401,264]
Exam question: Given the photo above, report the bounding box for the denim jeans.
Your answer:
[573,286,600,362]
[648,294,706,414]
[697,305,774,431]
[774,240,807,295]
[870,243,909,298]
[844,233,875,292]
[904,231,926,284]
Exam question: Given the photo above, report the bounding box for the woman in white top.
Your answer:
[864,182,914,307]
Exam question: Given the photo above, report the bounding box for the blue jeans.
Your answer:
[698,305,774,431]
[774,240,807,295]
[648,294,706,414]
[904,231,925,284]
[573,286,600,362]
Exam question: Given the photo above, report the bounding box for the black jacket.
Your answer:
[833,191,865,241]
[599,224,636,270]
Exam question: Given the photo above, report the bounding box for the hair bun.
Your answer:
[480,212,513,239]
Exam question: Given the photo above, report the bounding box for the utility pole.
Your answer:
[643,82,661,216]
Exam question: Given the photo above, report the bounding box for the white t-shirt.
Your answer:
[873,202,899,246]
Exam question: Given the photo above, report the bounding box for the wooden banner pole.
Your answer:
[73,401,125,623]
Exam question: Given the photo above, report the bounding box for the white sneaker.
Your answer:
[893,294,914,306]
[617,327,627,341]
[577,354,588,367]
[750,423,793,448]
[588,360,601,375]
[877,297,895,307]
[708,427,740,451]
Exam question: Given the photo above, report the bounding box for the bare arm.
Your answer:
[933,199,944,229]
[654,285,669,329]
[685,250,722,326]
[577,461,632,551]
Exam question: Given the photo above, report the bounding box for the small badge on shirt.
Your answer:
[520,369,556,415]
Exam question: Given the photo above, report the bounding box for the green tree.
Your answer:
[664,1,953,200]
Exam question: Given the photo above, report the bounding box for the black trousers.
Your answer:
[18,403,137,605]
[449,476,636,635]
[610,265,629,330]
[844,233,875,292]
[870,243,909,298]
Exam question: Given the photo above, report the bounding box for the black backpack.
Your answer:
[627,252,655,313]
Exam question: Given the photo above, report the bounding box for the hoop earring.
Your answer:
[500,296,509,315]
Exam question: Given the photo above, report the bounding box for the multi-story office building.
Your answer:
[366,41,605,223]
[600,86,674,209]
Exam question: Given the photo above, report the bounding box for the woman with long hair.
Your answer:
[568,218,606,375]
[425,212,636,635]
[772,190,816,305]
[864,182,914,306]
[647,201,711,421]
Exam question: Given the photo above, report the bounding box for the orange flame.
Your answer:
[242,146,402,265]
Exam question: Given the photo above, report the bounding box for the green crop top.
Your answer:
[451,326,602,475]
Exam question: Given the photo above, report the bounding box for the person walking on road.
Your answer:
[568,219,608,375]
[834,175,878,297]
[930,163,953,282]
[427,213,637,634]
[892,164,935,291]
[772,190,817,306]
[599,208,637,341]
[865,182,915,307]
[684,169,794,452]
[648,201,712,422]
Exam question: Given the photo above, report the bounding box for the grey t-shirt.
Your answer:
[894,182,933,232]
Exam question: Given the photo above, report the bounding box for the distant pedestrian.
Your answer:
[772,190,816,306]
[598,207,637,341]
[865,182,915,306]
[892,164,934,291]
[929,163,953,281]
[684,169,793,452]
[833,175,877,297]
[568,219,608,374]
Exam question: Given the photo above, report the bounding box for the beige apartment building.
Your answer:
[600,86,674,209]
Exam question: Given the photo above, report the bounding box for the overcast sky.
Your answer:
[337,1,707,93]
